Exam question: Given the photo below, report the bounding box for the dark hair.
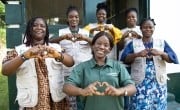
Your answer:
[66,6,79,17]
[66,6,79,25]
[96,2,108,14]
[23,17,49,46]
[140,17,156,29]
[125,8,138,17]
[92,31,114,49]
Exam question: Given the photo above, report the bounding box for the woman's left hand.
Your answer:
[103,82,124,96]
[130,31,142,39]
[149,48,164,56]
[24,45,62,60]
[104,25,113,31]
[42,46,61,59]
[73,33,84,42]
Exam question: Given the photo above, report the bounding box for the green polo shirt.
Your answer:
[65,58,134,110]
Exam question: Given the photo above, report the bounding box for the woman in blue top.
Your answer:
[121,18,179,110]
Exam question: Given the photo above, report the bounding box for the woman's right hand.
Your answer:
[81,81,103,96]
[123,30,141,39]
[63,34,74,41]
[90,26,104,34]
[137,49,149,57]
[130,31,142,39]
[22,45,60,59]
[23,45,43,59]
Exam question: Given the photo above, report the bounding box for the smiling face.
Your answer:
[67,10,79,28]
[141,20,155,38]
[92,35,111,59]
[96,9,107,24]
[126,11,137,28]
[31,18,46,44]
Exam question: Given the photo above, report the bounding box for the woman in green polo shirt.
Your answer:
[63,31,136,110]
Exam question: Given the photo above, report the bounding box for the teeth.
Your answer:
[36,31,42,34]
[97,51,103,54]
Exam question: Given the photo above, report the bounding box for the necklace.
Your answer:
[70,27,79,34]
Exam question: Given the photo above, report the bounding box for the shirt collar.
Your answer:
[89,58,113,68]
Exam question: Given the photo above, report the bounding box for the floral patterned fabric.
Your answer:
[129,60,167,110]
[121,40,179,110]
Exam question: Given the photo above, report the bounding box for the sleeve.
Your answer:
[59,28,69,36]
[79,29,90,37]
[119,63,135,86]
[65,63,84,87]
[120,42,134,62]
[164,40,179,64]
[59,29,62,36]
[111,25,123,44]
[83,24,91,32]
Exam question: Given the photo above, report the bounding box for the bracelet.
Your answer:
[20,54,28,61]
[55,52,64,62]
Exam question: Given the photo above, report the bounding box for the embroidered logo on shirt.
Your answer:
[107,72,118,76]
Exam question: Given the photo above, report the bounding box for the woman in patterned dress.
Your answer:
[121,18,179,110]
[1,17,74,110]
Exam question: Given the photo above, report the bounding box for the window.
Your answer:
[26,0,84,25]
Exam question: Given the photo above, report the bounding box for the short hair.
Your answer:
[66,6,79,17]
[125,8,138,17]
[96,2,108,14]
[140,17,156,29]
[92,31,114,49]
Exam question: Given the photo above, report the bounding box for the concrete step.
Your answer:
[167,92,180,110]
[168,92,175,102]
[168,101,180,110]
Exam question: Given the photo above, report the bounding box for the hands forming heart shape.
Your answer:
[64,33,84,42]
[23,45,61,60]
[82,81,118,96]
[95,81,109,92]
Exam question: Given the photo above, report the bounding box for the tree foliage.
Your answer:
[0,1,5,12]
[0,1,5,27]
[0,1,5,45]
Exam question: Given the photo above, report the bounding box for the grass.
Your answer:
[0,71,9,110]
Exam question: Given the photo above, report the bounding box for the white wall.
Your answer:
[150,0,180,73]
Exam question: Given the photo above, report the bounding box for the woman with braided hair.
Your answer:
[1,17,74,110]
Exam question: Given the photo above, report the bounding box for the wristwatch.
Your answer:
[124,89,128,96]
[20,54,28,61]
